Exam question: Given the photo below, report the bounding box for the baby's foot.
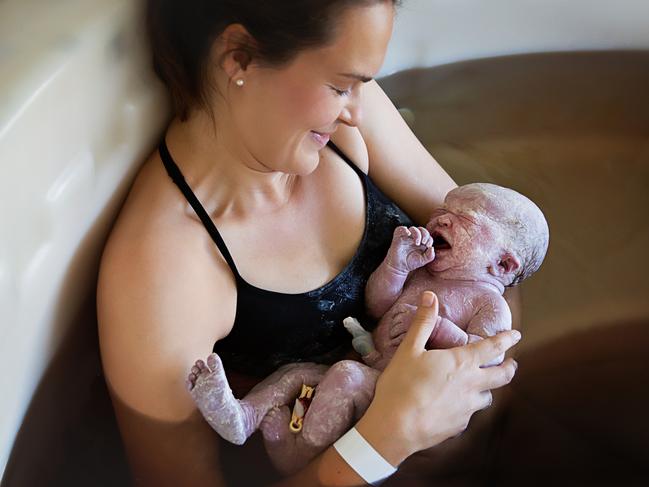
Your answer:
[187,353,255,445]
[186,357,211,392]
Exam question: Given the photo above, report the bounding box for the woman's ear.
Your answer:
[214,23,255,78]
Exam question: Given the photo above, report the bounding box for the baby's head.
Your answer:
[426,183,549,287]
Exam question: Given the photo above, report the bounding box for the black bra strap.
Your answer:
[158,138,241,279]
[326,140,367,179]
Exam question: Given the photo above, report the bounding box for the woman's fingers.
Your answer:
[464,329,521,366]
[476,390,493,411]
[480,357,518,390]
[398,291,439,353]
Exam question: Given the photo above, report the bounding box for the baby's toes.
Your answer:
[191,364,201,377]
[206,353,223,373]
[186,372,198,391]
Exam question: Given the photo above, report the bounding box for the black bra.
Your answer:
[159,138,412,377]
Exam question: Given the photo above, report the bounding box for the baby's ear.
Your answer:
[489,252,521,278]
[498,252,521,275]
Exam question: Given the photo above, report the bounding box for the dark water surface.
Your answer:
[380,50,649,350]
[3,51,648,487]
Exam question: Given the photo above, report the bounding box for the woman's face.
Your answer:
[230,2,395,175]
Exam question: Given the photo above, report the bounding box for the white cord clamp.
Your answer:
[333,427,397,485]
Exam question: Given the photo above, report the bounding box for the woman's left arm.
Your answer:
[355,81,523,329]
[358,80,457,225]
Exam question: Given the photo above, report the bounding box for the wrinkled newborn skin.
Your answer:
[187,183,549,476]
[362,183,549,370]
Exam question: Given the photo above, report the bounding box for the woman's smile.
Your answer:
[310,130,332,147]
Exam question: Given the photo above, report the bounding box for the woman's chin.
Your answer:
[291,157,320,176]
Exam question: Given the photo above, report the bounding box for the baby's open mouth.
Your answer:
[432,232,452,251]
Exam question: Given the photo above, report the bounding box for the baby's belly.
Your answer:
[398,272,476,329]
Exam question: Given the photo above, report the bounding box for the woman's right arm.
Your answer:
[270,291,520,487]
[98,223,518,486]
[97,226,237,487]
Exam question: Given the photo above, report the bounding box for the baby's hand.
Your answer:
[372,303,418,360]
[386,226,435,273]
[386,302,418,346]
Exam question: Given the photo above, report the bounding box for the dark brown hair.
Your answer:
[146,0,402,121]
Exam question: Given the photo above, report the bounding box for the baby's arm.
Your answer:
[465,294,513,366]
[360,302,470,371]
[365,226,434,319]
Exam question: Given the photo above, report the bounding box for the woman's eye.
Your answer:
[331,86,351,97]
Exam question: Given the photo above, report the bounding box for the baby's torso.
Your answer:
[395,269,499,329]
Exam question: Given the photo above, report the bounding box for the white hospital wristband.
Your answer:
[333,426,398,485]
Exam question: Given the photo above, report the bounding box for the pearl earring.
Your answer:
[235,79,245,87]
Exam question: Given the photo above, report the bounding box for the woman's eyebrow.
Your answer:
[337,72,374,83]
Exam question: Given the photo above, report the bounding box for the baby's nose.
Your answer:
[438,215,451,227]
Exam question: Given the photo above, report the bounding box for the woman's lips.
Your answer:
[310,131,330,147]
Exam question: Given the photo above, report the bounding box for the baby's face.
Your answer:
[425,187,506,277]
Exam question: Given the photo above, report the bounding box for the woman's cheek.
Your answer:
[305,91,342,127]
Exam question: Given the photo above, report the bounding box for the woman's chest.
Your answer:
[220,160,367,293]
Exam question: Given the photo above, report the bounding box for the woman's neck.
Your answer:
[165,113,300,218]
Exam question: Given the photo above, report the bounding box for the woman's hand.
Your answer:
[355,291,520,466]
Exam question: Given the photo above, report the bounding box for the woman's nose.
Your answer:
[338,96,363,127]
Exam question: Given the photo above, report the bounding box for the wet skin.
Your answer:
[187,184,547,476]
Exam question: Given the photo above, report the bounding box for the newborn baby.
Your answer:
[187,183,549,475]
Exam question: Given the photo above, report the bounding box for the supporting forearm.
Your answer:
[268,409,409,487]
[267,442,368,486]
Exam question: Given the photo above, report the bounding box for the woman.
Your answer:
[96,1,520,485]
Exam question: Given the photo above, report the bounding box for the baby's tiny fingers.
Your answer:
[389,320,406,338]
[408,226,422,245]
[394,226,409,237]
[389,333,407,348]
[419,227,432,246]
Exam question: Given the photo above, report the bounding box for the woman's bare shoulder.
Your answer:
[330,124,369,174]
[354,80,457,223]
[97,149,236,421]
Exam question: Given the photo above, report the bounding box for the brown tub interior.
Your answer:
[2,51,648,486]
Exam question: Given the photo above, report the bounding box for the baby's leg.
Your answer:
[188,353,329,445]
[260,360,380,476]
